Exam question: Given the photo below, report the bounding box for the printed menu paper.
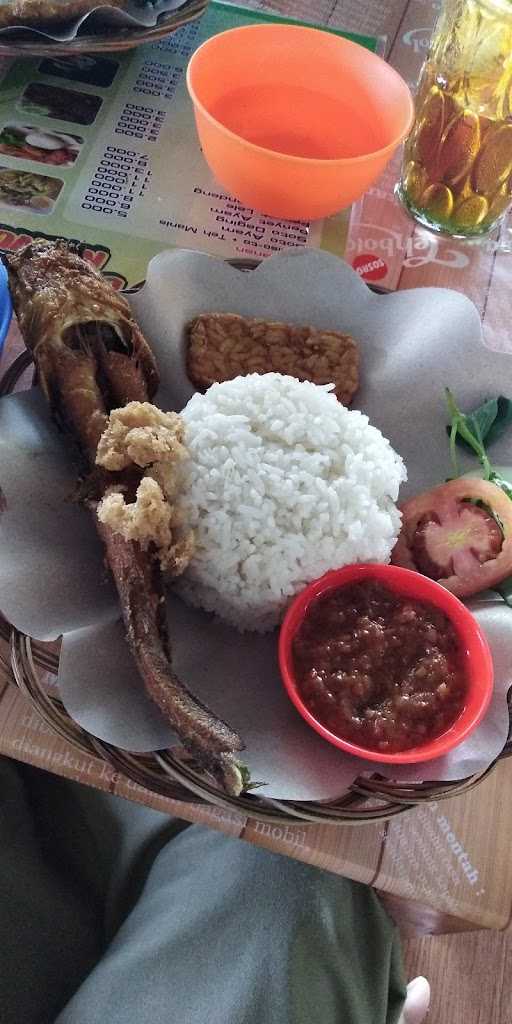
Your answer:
[0,1,378,287]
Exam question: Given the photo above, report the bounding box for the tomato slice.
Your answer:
[391,477,512,598]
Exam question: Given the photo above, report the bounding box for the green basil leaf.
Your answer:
[446,395,512,449]
[484,396,512,446]
[466,397,499,445]
[446,396,497,450]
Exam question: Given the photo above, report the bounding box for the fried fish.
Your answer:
[6,240,247,795]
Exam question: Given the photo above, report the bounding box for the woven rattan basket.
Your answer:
[2,318,511,825]
[0,0,207,57]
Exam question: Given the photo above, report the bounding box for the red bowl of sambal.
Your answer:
[279,563,493,764]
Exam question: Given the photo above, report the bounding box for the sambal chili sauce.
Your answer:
[292,580,467,753]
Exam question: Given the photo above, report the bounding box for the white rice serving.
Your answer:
[175,373,406,632]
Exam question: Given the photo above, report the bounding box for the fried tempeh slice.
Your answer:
[186,312,360,405]
[6,240,246,795]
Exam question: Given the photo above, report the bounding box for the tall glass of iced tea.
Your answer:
[397,0,512,237]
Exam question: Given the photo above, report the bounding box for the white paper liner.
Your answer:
[0,0,189,41]
[1,248,512,800]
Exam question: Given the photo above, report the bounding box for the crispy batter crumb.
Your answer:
[95,401,187,471]
[97,479,195,575]
[96,402,194,576]
[98,479,171,551]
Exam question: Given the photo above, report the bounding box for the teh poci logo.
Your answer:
[352,252,388,283]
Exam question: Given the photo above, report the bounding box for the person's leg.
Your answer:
[57,823,407,1024]
[0,755,406,1024]
[0,756,183,1024]
[0,757,101,1024]
[22,759,189,941]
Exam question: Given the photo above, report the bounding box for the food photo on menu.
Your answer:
[0,165,63,211]
[0,2,511,1024]
[38,54,121,87]
[20,80,103,125]
[0,124,82,165]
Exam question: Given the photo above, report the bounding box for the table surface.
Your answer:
[1,0,512,932]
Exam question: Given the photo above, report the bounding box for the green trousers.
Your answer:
[0,756,406,1024]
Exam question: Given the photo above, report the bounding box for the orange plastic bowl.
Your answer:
[279,564,494,764]
[186,24,414,220]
